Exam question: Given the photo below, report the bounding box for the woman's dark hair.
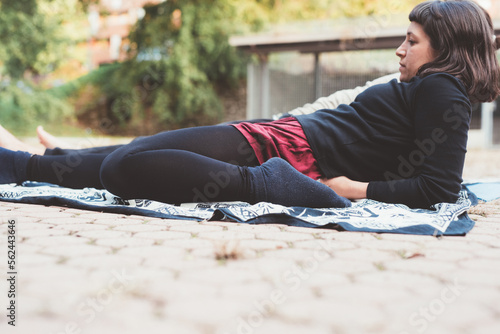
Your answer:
[410,0,500,102]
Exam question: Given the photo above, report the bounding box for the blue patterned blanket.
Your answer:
[0,181,491,236]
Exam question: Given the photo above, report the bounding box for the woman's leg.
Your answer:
[24,125,257,196]
[44,144,126,156]
[99,125,259,204]
[99,125,351,207]
[3,123,350,207]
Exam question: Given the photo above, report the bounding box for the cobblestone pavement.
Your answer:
[1,149,499,334]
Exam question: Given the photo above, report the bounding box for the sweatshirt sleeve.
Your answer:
[366,74,471,208]
[276,72,401,119]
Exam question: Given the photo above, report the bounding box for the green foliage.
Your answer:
[88,0,248,132]
[229,0,421,32]
[0,82,74,134]
[0,0,424,135]
[0,0,85,79]
[0,0,85,132]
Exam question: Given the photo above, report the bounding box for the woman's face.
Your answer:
[396,22,437,82]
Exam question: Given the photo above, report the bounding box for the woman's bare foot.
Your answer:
[0,125,44,155]
[37,126,68,150]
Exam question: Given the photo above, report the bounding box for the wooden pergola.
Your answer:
[229,22,500,147]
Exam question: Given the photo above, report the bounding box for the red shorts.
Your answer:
[231,117,322,180]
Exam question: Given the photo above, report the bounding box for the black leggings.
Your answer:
[28,126,260,204]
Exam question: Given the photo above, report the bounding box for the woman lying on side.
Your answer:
[1,1,499,209]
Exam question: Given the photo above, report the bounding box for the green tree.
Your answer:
[229,0,421,32]
[0,0,85,132]
[0,0,85,79]
[96,0,247,132]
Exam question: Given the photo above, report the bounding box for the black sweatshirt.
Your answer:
[296,73,472,208]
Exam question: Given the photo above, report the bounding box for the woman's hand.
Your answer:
[319,176,368,200]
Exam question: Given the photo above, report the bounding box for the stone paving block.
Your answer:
[236,239,289,251]
[17,222,55,229]
[163,298,253,326]
[218,319,332,334]
[472,247,500,259]
[218,281,275,300]
[427,302,496,331]
[42,244,112,257]
[143,257,218,271]
[475,216,500,224]
[301,271,351,288]
[10,204,63,214]
[226,224,283,233]
[334,247,401,262]
[202,220,239,228]
[463,232,500,244]
[57,207,100,215]
[282,225,331,234]
[458,257,500,272]
[255,231,316,242]
[19,276,95,307]
[133,230,192,240]
[169,224,224,233]
[111,224,167,232]
[15,252,59,266]
[403,276,466,300]
[53,223,110,232]
[317,231,378,242]
[37,216,97,225]
[457,286,500,308]
[180,266,263,285]
[382,258,459,277]
[189,245,220,259]
[293,239,357,251]
[11,242,42,254]
[91,218,146,226]
[124,266,177,282]
[117,244,186,258]
[472,221,500,232]
[160,238,220,249]
[130,278,219,301]
[75,230,133,239]
[75,212,144,222]
[320,282,412,304]
[259,248,324,261]
[275,299,386,329]
[23,234,90,247]
[144,218,200,226]
[7,316,70,333]
[472,320,500,334]
[66,254,143,268]
[382,298,448,334]
[0,210,16,219]
[225,257,300,278]
[84,313,203,334]
[18,227,71,238]
[375,233,439,243]
[421,247,475,262]
[197,230,256,240]
[354,270,441,287]
[319,258,379,275]
[356,239,423,253]
[95,236,156,248]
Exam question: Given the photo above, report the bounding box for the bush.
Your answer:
[67,0,248,135]
[0,82,74,134]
